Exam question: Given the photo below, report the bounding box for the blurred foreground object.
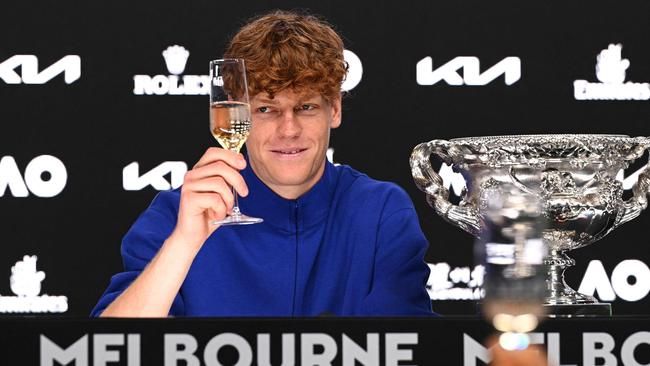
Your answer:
[478,188,547,332]
[487,334,548,366]
[479,189,548,365]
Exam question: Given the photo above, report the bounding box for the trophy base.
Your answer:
[543,303,612,317]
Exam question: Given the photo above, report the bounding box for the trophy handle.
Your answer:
[617,165,650,227]
[617,139,650,228]
[410,140,480,236]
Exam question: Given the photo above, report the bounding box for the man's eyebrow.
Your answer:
[253,97,279,105]
[298,93,320,103]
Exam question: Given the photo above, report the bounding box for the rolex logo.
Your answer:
[134,45,209,96]
[162,45,190,75]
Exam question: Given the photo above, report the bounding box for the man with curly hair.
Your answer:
[93,10,432,317]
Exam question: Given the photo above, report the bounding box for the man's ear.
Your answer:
[330,95,342,129]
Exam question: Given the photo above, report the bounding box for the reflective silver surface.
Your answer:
[411,134,650,312]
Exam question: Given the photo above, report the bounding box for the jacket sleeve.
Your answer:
[90,191,185,317]
[360,188,437,316]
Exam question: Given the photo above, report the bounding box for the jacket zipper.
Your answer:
[291,201,299,316]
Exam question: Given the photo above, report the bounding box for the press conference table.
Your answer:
[1,316,648,365]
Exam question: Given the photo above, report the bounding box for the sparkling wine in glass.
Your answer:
[209,58,262,225]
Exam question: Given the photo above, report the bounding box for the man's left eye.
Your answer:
[298,104,315,111]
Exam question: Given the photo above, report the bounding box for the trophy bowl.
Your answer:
[411,134,650,316]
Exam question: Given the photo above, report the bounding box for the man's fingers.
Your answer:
[184,177,235,211]
[186,161,249,197]
[205,209,222,228]
[186,192,229,220]
[193,147,246,170]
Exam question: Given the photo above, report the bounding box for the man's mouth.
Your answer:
[271,148,308,155]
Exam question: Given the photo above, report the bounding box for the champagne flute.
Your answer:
[209,58,263,225]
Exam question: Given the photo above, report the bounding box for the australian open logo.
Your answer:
[133,45,210,96]
[0,255,68,313]
[574,43,650,100]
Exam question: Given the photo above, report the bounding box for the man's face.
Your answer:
[246,89,341,199]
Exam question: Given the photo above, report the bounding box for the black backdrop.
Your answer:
[1,0,649,316]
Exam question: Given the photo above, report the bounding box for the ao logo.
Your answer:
[0,55,80,84]
[416,56,521,86]
[578,260,650,302]
[0,156,67,198]
[123,162,188,191]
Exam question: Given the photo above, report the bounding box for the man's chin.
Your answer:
[267,173,311,187]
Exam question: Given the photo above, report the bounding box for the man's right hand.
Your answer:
[171,147,249,252]
[100,148,249,317]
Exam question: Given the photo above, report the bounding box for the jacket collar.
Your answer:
[238,154,336,233]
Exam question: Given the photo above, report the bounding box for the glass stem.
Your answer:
[231,186,241,216]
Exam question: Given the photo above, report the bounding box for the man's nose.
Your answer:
[277,110,301,137]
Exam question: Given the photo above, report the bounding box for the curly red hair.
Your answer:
[224,10,348,102]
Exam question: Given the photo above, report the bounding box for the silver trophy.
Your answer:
[411,134,650,315]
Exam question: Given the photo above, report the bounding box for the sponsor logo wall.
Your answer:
[1,0,649,316]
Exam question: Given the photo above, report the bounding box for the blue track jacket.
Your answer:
[92,160,433,316]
